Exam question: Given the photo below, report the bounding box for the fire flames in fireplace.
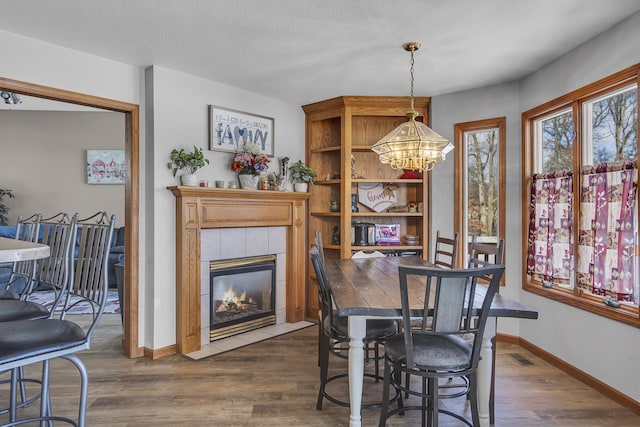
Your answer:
[210,255,276,341]
[215,285,260,320]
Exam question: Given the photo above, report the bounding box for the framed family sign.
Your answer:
[208,105,275,156]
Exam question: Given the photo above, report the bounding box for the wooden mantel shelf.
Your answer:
[168,186,309,355]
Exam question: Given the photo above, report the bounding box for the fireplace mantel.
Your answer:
[169,186,309,355]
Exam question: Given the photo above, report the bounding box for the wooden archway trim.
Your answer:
[0,77,142,358]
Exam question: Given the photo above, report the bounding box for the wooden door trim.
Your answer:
[0,77,142,358]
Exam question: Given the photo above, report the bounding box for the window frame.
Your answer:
[522,64,640,327]
[454,117,506,274]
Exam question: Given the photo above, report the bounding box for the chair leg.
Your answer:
[60,354,89,427]
[469,372,480,427]
[427,377,437,427]
[316,333,330,410]
[378,358,391,427]
[9,368,18,422]
[405,372,411,398]
[490,335,496,425]
[40,360,51,427]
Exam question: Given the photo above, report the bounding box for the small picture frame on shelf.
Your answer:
[375,224,401,246]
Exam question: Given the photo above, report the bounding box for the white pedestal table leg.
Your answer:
[477,317,496,427]
[347,315,366,427]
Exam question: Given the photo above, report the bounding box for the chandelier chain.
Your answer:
[409,48,415,113]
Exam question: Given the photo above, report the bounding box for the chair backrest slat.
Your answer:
[64,212,115,331]
[468,235,505,282]
[433,230,459,269]
[6,213,42,297]
[32,213,77,310]
[310,245,333,323]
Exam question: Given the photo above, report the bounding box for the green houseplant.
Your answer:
[288,160,316,192]
[167,146,209,186]
[0,188,15,226]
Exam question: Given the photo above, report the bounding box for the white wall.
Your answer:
[0,29,149,347]
[147,65,305,349]
[432,10,640,402]
[517,11,640,402]
[431,82,522,337]
[0,111,125,227]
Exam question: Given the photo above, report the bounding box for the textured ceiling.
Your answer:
[1,0,640,107]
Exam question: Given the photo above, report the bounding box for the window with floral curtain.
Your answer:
[576,161,638,303]
[527,171,573,286]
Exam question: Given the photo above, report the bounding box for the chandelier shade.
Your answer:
[371,42,453,172]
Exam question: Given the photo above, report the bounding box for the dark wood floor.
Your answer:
[1,314,639,426]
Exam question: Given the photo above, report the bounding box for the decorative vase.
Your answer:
[181,173,198,186]
[238,174,259,190]
[294,183,308,193]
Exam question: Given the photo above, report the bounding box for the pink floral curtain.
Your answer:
[576,161,637,302]
[527,171,573,285]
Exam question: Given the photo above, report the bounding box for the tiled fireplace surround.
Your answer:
[199,227,288,347]
[169,187,309,357]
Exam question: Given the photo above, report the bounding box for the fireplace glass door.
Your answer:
[209,255,276,341]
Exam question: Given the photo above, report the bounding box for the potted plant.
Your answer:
[0,188,15,226]
[167,146,209,186]
[288,160,316,192]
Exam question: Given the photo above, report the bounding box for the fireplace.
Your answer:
[209,255,276,341]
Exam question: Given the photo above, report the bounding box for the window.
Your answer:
[522,64,640,326]
[454,117,506,268]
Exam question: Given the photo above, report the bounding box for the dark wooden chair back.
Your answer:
[433,230,459,268]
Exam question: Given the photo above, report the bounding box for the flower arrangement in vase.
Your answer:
[231,142,270,189]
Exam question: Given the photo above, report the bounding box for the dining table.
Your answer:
[324,255,538,427]
[0,236,50,263]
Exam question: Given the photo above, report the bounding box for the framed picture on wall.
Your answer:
[86,149,125,184]
[208,105,274,157]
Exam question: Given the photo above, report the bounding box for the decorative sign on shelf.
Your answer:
[357,182,398,212]
[208,105,274,157]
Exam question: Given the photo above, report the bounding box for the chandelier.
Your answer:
[371,42,453,172]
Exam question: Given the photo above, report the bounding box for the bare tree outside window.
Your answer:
[590,88,637,164]
[541,111,574,173]
[467,130,499,237]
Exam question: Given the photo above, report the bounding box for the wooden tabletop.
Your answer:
[325,256,538,320]
[0,236,50,263]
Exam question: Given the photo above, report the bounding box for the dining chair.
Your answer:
[0,212,77,418]
[0,211,115,426]
[432,230,459,269]
[0,213,42,301]
[310,246,399,410]
[468,234,505,425]
[378,263,504,427]
[314,231,326,368]
[0,213,77,321]
[400,230,461,398]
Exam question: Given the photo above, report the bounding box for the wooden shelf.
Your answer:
[311,145,341,153]
[352,212,423,217]
[351,245,423,251]
[303,96,433,321]
[314,179,341,185]
[310,211,342,217]
[352,178,422,184]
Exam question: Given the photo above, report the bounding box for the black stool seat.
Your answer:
[0,300,49,322]
[0,289,20,300]
[327,315,398,341]
[385,334,472,371]
[0,319,86,366]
